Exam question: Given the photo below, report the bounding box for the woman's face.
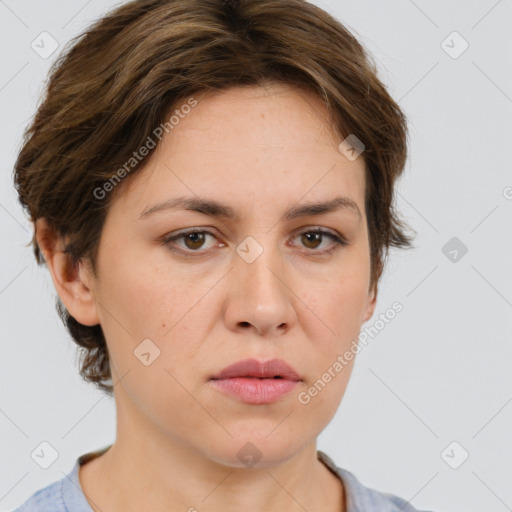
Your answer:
[80,83,376,467]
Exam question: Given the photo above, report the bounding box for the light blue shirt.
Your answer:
[12,446,435,511]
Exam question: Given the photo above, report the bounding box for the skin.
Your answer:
[36,83,377,512]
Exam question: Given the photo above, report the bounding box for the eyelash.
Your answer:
[162,227,348,257]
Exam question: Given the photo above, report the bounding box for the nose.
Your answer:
[223,238,297,339]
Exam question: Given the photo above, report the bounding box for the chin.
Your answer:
[201,432,310,470]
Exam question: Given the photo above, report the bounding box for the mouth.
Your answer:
[209,358,302,404]
[210,358,302,381]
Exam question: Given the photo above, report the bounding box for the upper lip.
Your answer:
[211,358,302,381]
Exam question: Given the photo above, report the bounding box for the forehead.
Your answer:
[175,83,344,155]
[110,84,366,220]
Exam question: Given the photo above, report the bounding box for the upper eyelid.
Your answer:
[164,226,346,250]
[166,226,343,240]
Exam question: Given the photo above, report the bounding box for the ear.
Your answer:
[362,281,377,323]
[35,218,100,326]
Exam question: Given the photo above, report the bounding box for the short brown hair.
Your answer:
[13,0,415,396]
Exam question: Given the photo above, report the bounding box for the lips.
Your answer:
[210,358,302,381]
[209,358,302,404]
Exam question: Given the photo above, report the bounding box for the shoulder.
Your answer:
[336,466,435,512]
[317,451,436,512]
[10,478,66,512]
[11,445,111,512]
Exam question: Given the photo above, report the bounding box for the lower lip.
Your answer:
[209,377,300,404]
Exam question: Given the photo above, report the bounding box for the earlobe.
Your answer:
[35,218,101,327]
[363,283,377,323]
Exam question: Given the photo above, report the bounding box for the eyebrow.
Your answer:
[138,195,362,222]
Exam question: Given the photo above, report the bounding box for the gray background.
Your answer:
[1,1,511,511]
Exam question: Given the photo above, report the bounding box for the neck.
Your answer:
[79,433,344,512]
[79,384,345,512]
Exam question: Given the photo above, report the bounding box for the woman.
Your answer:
[12,0,431,510]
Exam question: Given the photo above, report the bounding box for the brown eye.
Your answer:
[183,232,207,250]
[301,231,322,249]
[163,227,347,257]
[294,228,347,253]
[163,229,218,254]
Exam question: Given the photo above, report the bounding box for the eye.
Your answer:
[163,229,220,253]
[291,228,347,254]
[162,227,347,256]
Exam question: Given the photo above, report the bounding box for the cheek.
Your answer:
[96,266,207,424]
[330,248,372,332]
[98,256,185,337]
[301,271,369,338]
[296,277,368,406]
[96,257,213,388]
